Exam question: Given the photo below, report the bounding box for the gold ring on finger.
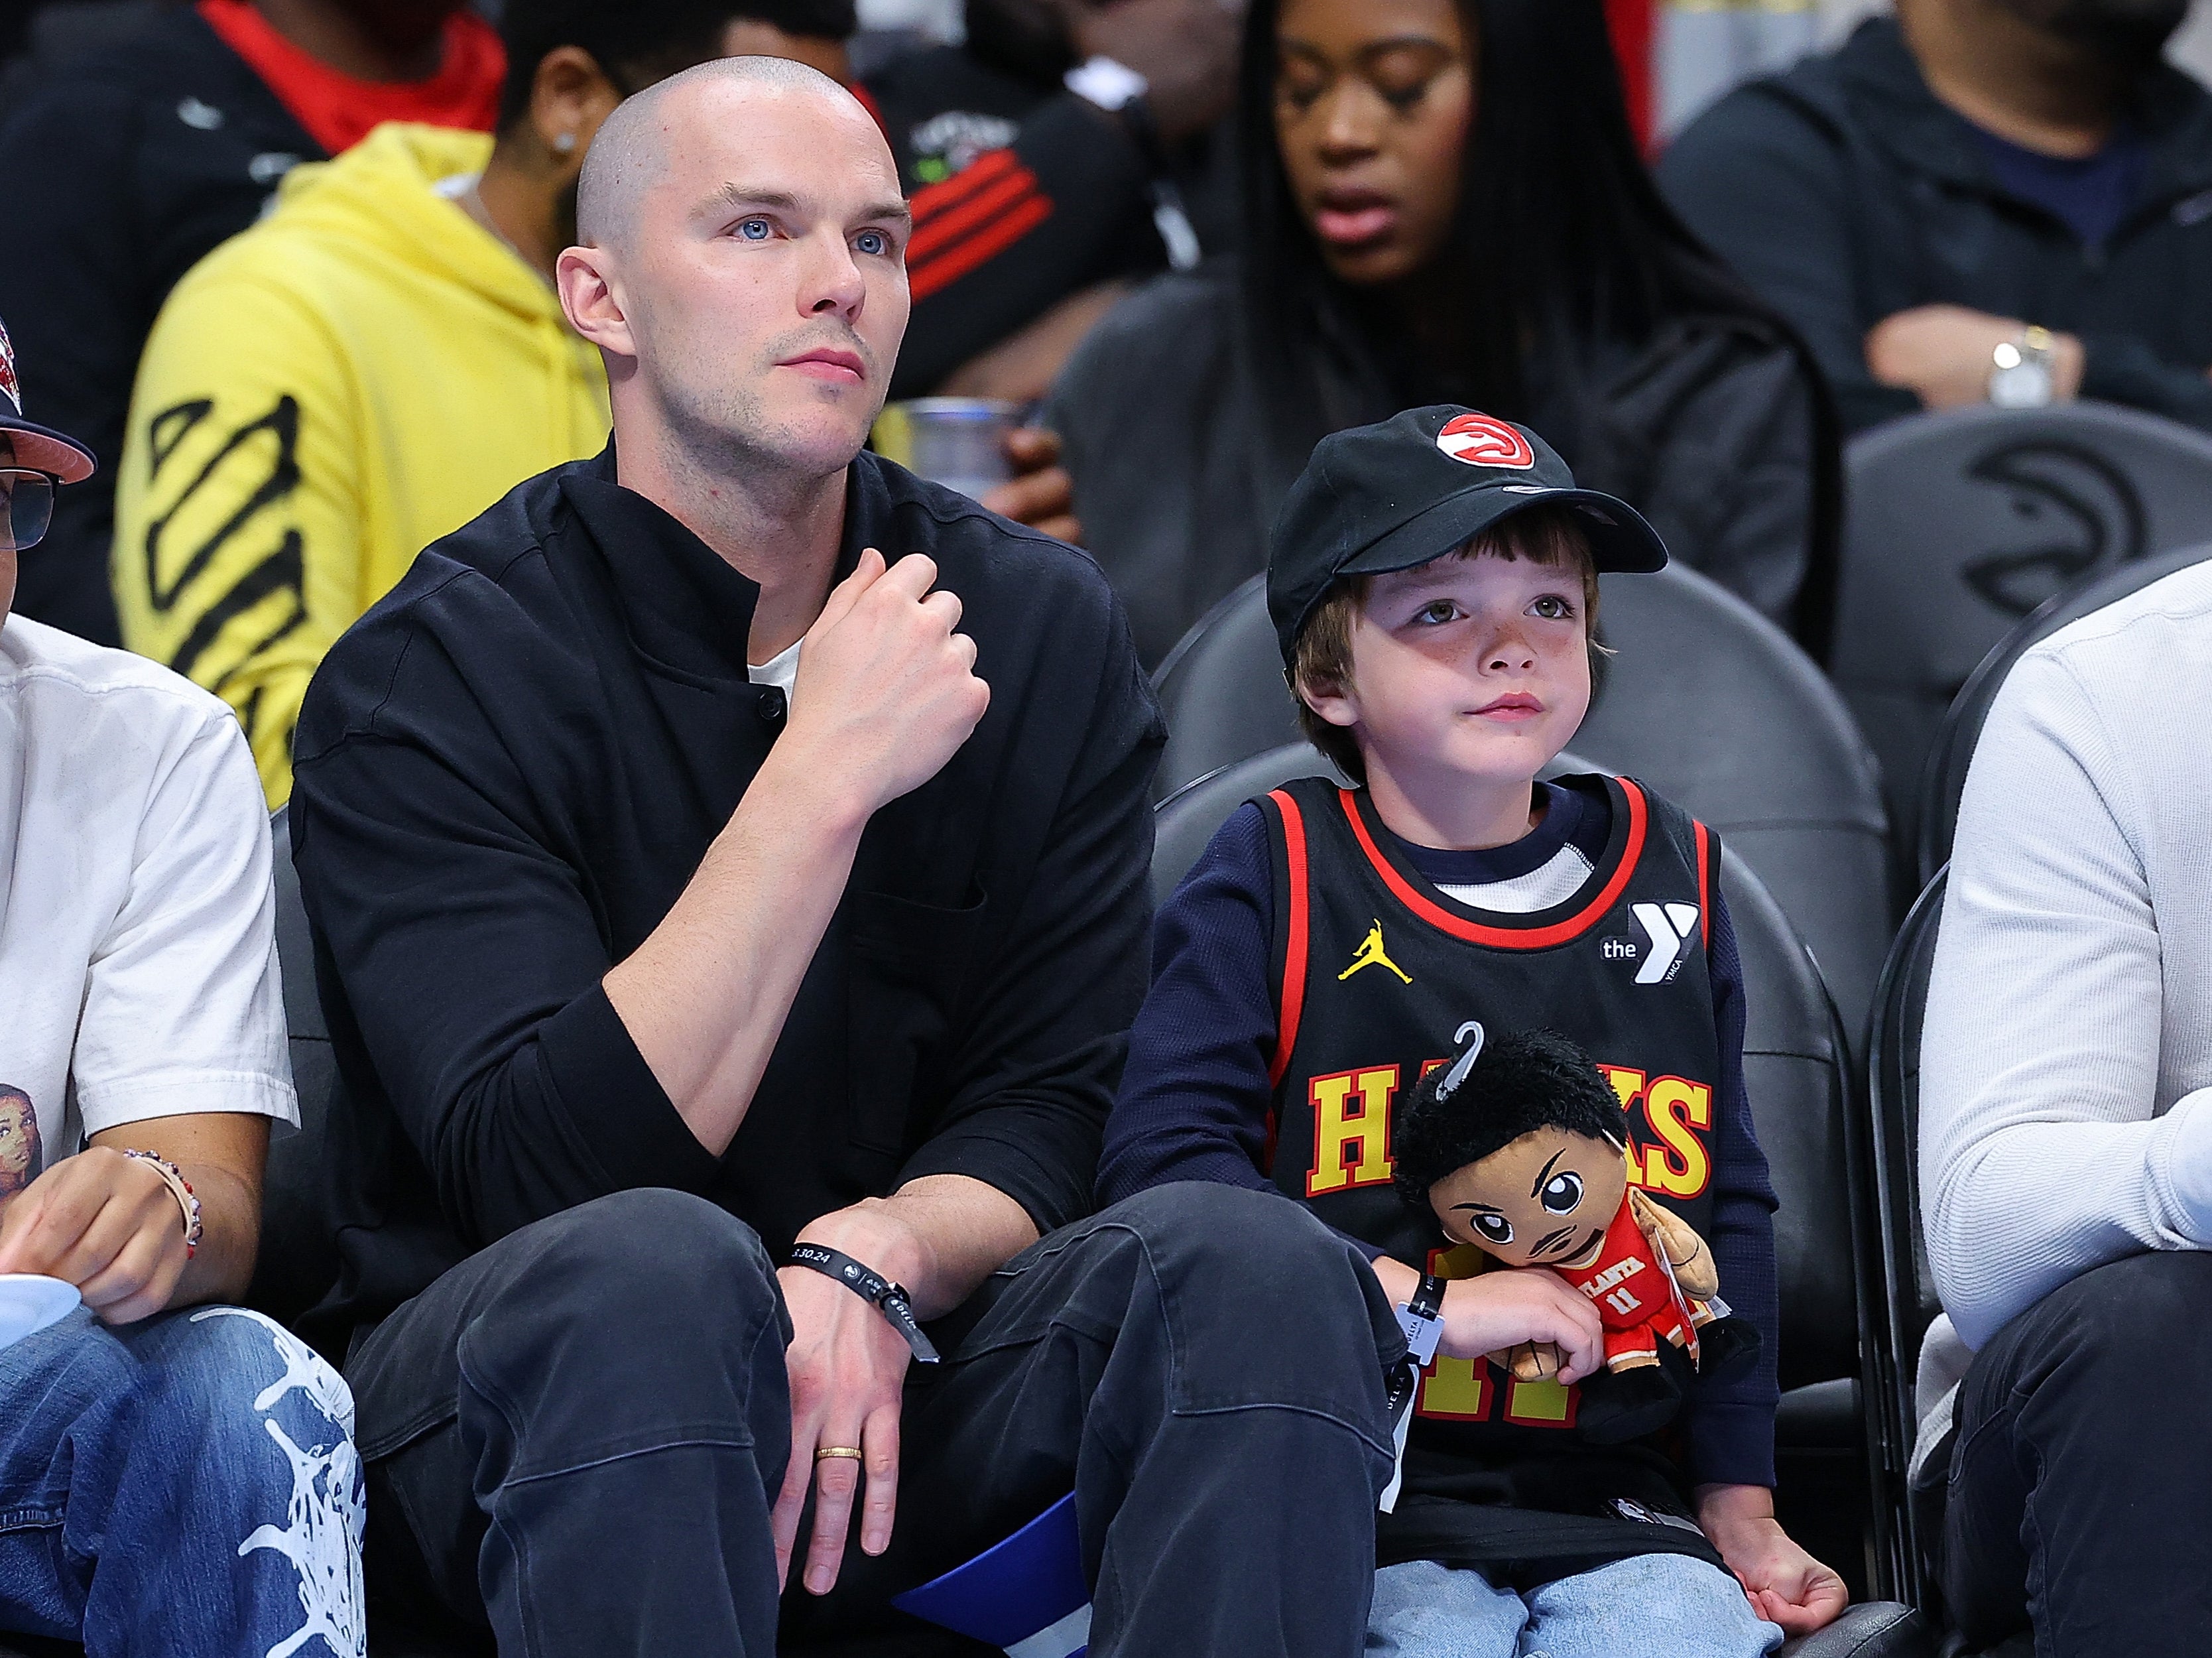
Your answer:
[814,1445,865,1461]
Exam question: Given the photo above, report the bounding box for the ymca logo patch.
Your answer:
[1628,903,1701,986]
[1436,413,1535,470]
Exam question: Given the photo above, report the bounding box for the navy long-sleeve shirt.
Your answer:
[1100,790,1782,1489]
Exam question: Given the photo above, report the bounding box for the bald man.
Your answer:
[288,58,1398,1657]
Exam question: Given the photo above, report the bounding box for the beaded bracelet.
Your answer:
[121,1149,202,1259]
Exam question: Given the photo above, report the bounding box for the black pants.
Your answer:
[347,1182,1402,1657]
[1941,1249,2212,1656]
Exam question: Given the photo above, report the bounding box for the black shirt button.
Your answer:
[755,684,787,729]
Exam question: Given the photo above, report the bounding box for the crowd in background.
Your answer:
[7,0,2212,788]
[4,2,2212,1655]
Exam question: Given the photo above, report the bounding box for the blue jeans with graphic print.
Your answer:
[0,1304,365,1658]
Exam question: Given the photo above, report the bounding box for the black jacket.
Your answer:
[1660,18,2212,436]
[0,5,319,643]
[867,45,1225,398]
[1046,263,1833,667]
[288,447,1164,1348]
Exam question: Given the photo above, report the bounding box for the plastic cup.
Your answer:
[873,399,1019,503]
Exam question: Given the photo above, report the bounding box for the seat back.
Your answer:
[1865,868,1948,1605]
[249,807,345,1326]
[1836,403,2212,855]
[1917,541,2212,885]
[1152,568,1892,1050]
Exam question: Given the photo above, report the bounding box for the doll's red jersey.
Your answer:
[1565,1199,1694,1340]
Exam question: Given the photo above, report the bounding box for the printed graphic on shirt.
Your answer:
[130,393,308,763]
[1338,920,1412,984]
[1304,1060,1712,1211]
[192,1307,367,1658]
[908,110,1020,183]
[907,149,1054,302]
[1628,902,1701,985]
[0,1086,39,1200]
[1305,1065,1400,1196]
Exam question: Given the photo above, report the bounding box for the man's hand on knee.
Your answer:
[772,1249,913,1596]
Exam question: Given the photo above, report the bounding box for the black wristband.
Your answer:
[1408,1272,1448,1322]
[787,1243,942,1364]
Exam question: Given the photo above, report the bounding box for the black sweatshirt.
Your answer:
[1659,17,2212,436]
[0,5,319,643]
[865,44,1225,399]
[288,446,1164,1348]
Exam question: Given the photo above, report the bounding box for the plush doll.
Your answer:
[1392,1022,1758,1444]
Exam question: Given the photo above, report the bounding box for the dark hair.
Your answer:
[497,0,858,127]
[1392,1027,1626,1207]
[1236,0,1840,645]
[1288,503,1606,785]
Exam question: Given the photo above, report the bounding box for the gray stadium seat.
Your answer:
[1152,568,1893,1053]
[1916,541,2212,885]
[1835,403,2212,860]
[1867,871,1948,1614]
[1154,745,1924,1641]
[253,806,345,1327]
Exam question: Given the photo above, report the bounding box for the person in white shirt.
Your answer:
[1919,556,2212,1658]
[0,319,365,1658]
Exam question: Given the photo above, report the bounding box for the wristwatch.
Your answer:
[1989,326,2057,409]
[787,1243,942,1363]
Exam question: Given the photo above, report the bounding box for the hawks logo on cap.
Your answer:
[0,321,20,419]
[1436,413,1534,470]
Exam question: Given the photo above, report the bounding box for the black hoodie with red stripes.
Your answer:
[866,43,1212,397]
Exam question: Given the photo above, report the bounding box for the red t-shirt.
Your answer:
[197,0,505,158]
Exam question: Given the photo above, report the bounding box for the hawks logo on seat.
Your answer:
[1436,413,1535,470]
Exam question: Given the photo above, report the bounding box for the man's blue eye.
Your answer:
[856,230,889,256]
[738,218,770,240]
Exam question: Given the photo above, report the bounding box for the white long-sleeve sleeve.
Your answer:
[1920,567,2212,1351]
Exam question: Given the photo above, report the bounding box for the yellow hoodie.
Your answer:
[112,123,611,805]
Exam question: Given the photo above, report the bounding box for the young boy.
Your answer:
[1099,407,1847,1656]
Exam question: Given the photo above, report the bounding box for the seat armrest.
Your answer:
[1777,1601,1934,1658]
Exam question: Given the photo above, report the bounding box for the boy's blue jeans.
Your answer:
[0,1304,365,1658]
[1368,1554,1783,1658]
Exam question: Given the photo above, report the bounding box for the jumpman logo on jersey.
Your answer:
[1338,920,1413,984]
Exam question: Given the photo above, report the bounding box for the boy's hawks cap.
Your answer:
[1266,405,1666,665]
[0,319,95,483]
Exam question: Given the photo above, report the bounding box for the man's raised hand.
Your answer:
[788,548,989,820]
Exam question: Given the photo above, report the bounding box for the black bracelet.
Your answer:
[787,1243,942,1364]
[1409,1272,1448,1321]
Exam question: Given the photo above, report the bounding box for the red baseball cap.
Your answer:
[0,318,93,483]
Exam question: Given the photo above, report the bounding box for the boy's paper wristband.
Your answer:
[1397,1272,1447,1367]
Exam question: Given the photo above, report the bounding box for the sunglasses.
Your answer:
[0,469,56,552]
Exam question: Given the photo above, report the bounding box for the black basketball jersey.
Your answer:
[1259,773,1723,1462]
